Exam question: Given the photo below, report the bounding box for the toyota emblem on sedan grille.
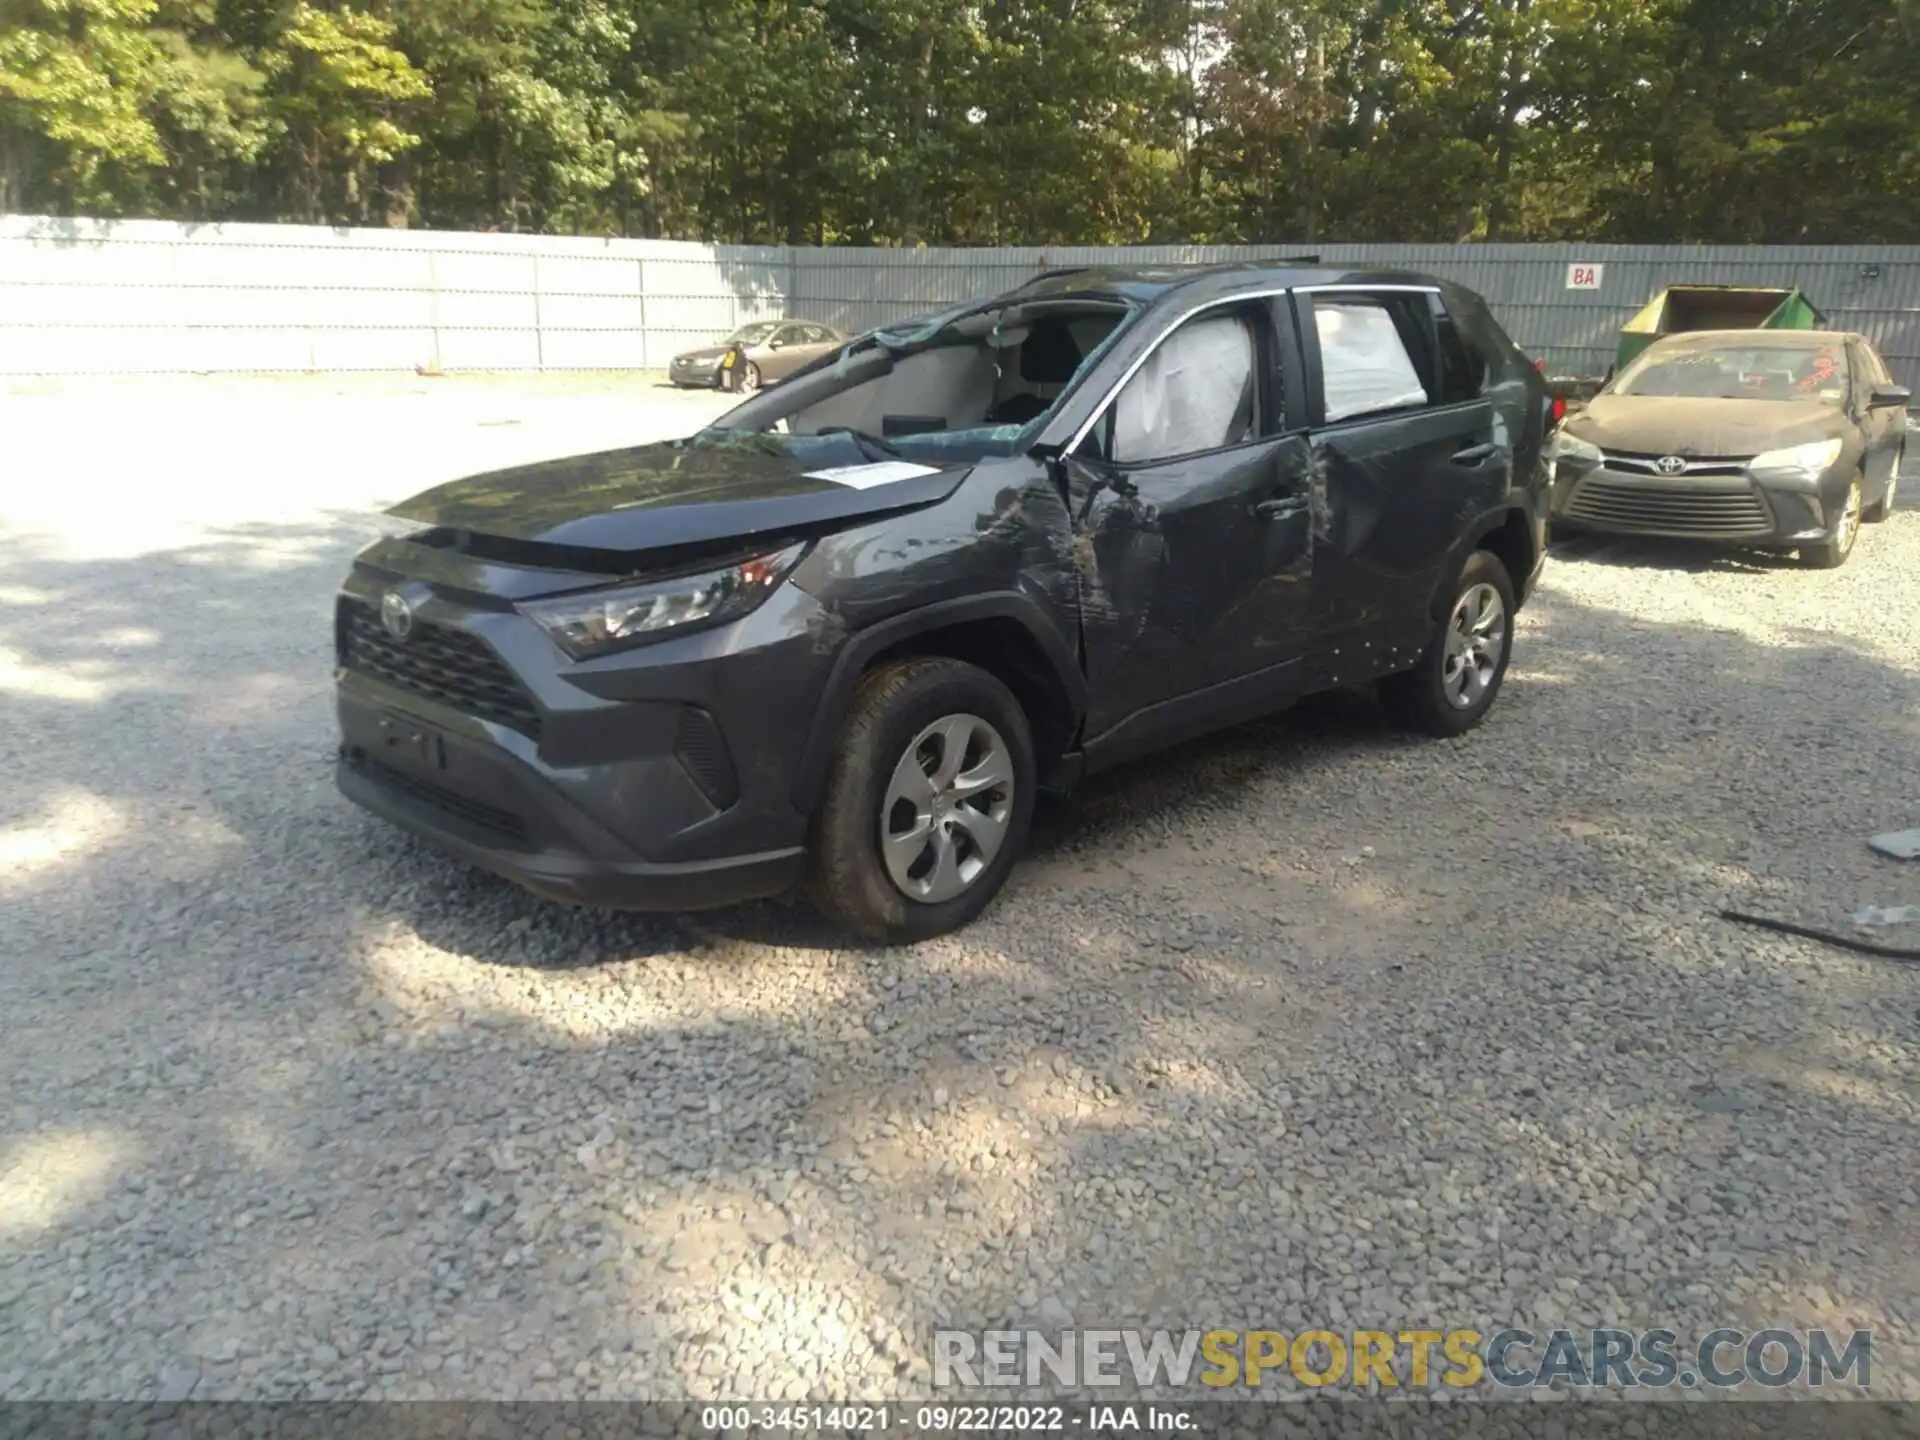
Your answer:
[1654,455,1687,475]
[379,589,414,640]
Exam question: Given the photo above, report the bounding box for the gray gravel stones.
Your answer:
[2,382,1917,1403]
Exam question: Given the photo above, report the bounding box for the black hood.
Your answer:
[1567,395,1848,456]
[387,435,968,553]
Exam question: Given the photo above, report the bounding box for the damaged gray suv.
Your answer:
[335,263,1553,942]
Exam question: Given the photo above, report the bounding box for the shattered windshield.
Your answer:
[712,298,1137,465]
[1613,340,1850,404]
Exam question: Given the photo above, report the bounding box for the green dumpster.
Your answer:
[1613,286,1829,373]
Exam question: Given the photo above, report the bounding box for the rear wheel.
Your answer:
[1803,478,1862,568]
[1380,550,1516,738]
[807,658,1036,944]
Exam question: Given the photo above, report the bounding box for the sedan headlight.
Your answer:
[518,543,807,659]
[1546,431,1602,464]
[1748,438,1844,488]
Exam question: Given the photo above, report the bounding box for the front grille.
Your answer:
[1566,479,1775,538]
[1600,449,1751,478]
[339,598,543,739]
[349,753,532,846]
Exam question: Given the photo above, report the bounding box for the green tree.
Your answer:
[3,0,1917,245]
[260,1,431,223]
[0,0,168,207]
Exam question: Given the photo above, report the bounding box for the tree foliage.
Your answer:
[1,0,1914,240]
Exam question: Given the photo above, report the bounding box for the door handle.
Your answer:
[1451,441,1498,465]
[1252,495,1309,520]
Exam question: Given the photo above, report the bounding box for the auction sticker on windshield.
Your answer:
[804,461,944,488]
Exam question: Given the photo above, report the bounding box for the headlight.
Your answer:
[518,542,807,659]
[1546,431,1602,464]
[1748,438,1844,487]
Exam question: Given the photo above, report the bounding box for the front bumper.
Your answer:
[1550,464,1835,546]
[331,553,828,911]
[336,735,802,909]
[669,360,722,388]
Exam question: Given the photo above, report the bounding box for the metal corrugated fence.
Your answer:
[5,217,1919,386]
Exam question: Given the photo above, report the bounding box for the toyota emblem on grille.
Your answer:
[1653,455,1687,475]
[379,589,414,640]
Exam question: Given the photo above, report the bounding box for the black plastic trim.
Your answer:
[790,592,1086,814]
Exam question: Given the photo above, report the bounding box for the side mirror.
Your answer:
[768,337,787,350]
[1869,385,1911,410]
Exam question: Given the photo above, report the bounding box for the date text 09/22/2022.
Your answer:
[698,1406,1188,1432]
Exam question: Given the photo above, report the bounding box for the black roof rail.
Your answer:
[1018,265,1097,286]
[1017,254,1325,289]
[1127,254,1328,271]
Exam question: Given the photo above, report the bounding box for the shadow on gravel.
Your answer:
[1549,532,1803,573]
[671,689,1409,954]
[4,510,1920,1401]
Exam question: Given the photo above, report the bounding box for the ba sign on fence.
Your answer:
[1566,263,1604,291]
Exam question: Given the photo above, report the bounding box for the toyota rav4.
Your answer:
[334,263,1552,942]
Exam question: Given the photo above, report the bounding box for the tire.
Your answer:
[1865,448,1901,522]
[1380,549,1517,738]
[806,658,1037,943]
[738,360,762,394]
[1802,477,1862,568]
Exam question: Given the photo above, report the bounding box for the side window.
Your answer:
[1308,295,1432,422]
[775,324,806,347]
[1429,293,1486,403]
[1105,311,1259,465]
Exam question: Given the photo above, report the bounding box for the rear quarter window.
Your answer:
[1428,293,1486,404]
[1452,290,1529,383]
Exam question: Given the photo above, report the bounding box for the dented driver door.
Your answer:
[1063,303,1316,758]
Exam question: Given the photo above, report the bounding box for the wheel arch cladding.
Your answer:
[791,595,1085,814]
[1461,508,1535,613]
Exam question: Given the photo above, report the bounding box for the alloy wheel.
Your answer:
[1835,482,1862,554]
[879,714,1015,904]
[1442,583,1506,710]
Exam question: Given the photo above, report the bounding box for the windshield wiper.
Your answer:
[814,425,903,461]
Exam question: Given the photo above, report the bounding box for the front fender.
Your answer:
[789,592,1087,815]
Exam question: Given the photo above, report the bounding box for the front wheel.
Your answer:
[806,658,1036,944]
[1802,478,1862,568]
[737,360,762,394]
[1380,550,1516,738]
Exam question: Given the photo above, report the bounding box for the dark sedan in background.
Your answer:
[668,320,845,391]
[1547,329,1908,567]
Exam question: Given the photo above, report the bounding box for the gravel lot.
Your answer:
[2,375,1918,1406]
